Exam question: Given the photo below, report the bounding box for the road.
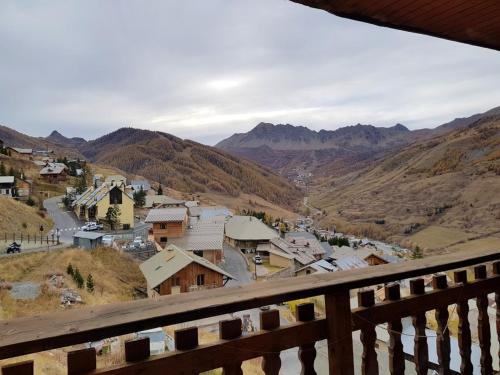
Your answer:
[43,196,83,243]
[221,243,252,286]
[303,196,322,216]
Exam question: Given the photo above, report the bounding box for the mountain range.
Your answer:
[311,114,500,254]
[216,106,500,177]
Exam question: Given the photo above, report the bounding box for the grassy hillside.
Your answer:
[80,128,302,207]
[312,116,500,254]
[0,196,53,234]
[0,247,145,319]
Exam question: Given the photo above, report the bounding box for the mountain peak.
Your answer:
[392,123,409,132]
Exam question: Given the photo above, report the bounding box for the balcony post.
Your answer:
[325,290,355,375]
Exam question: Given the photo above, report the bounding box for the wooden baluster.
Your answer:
[410,278,429,375]
[260,309,282,375]
[125,337,150,362]
[385,284,404,375]
[296,303,317,375]
[432,274,451,375]
[67,348,96,375]
[474,265,493,375]
[1,360,34,375]
[220,318,243,375]
[358,289,378,375]
[175,326,199,351]
[325,290,355,375]
[453,270,472,375]
[494,262,500,364]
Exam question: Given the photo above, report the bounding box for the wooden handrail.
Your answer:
[1,247,499,360]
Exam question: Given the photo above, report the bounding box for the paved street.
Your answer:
[43,196,83,243]
[221,243,252,286]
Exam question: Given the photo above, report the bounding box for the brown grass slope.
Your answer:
[79,128,302,207]
[0,196,53,234]
[312,116,500,253]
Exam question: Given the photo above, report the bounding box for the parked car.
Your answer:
[6,242,21,254]
[102,235,115,247]
[133,236,145,249]
[253,255,262,264]
[82,222,103,231]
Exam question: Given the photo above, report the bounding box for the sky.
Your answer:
[0,1,499,145]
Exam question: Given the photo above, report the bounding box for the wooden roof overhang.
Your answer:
[291,0,500,51]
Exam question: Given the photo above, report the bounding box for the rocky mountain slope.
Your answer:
[217,122,412,176]
[46,131,87,148]
[311,115,500,254]
[78,128,302,207]
[216,106,500,177]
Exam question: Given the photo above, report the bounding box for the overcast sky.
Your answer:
[1,1,499,145]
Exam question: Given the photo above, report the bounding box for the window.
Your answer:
[160,223,167,229]
[173,277,181,286]
[193,250,203,257]
[109,187,122,205]
[160,237,168,243]
[123,224,130,230]
[196,274,205,286]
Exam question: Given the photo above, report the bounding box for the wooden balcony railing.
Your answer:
[1,247,499,374]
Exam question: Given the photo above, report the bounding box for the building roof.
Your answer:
[292,0,500,52]
[130,180,151,191]
[168,217,224,251]
[139,245,234,289]
[9,147,32,154]
[40,164,66,175]
[334,256,369,271]
[104,175,126,185]
[224,216,278,241]
[188,206,232,220]
[270,237,319,266]
[145,207,187,223]
[73,231,105,240]
[144,195,185,208]
[365,253,404,264]
[0,176,15,184]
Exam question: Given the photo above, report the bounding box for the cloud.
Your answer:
[0,0,499,144]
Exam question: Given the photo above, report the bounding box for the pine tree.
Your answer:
[86,274,95,293]
[411,246,424,259]
[133,187,146,207]
[73,268,84,289]
[67,263,74,276]
[157,184,163,195]
[0,162,5,176]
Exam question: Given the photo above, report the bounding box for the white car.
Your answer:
[253,255,263,264]
[82,222,103,231]
[102,235,115,247]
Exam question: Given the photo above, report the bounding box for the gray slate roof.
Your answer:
[225,216,278,241]
[140,245,234,289]
[168,217,224,251]
[73,231,105,240]
[145,207,187,223]
[0,176,15,184]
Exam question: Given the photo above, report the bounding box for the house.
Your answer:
[73,183,135,229]
[73,231,105,249]
[265,236,325,268]
[144,195,186,209]
[167,216,225,264]
[364,252,403,266]
[0,176,15,197]
[15,178,32,199]
[145,207,188,245]
[40,163,68,183]
[104,175,126,187]
[129,180,151,193]
[139,245,234,297]
[7,147,33,159]
[224,215,279,251]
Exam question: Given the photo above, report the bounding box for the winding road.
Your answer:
[43,196,83,243]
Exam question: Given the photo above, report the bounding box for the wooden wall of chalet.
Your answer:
[364,254,389,266]
[201,249,222,264]
[152,221,185,244]
[157,262,223,295]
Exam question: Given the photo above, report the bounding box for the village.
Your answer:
[1,138,496,374]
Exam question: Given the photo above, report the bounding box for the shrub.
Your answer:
[86,274,95,293]
[67,263,74,276]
